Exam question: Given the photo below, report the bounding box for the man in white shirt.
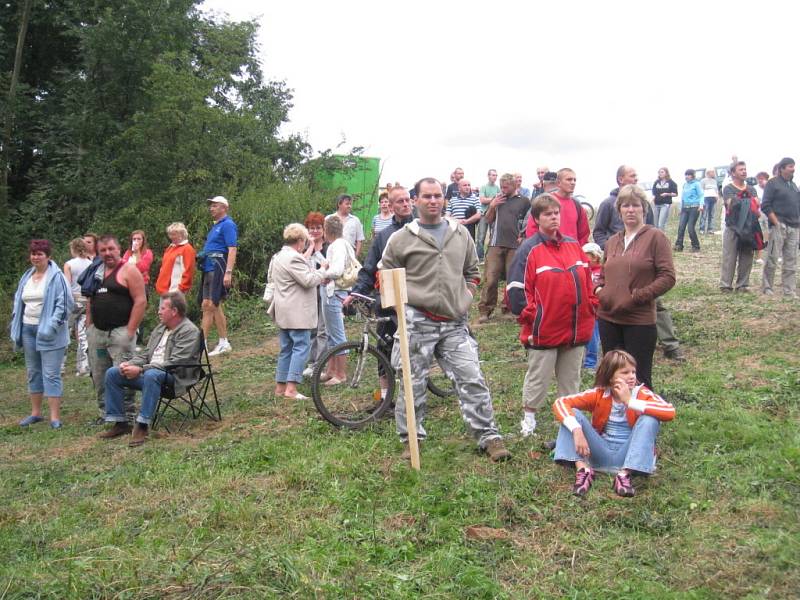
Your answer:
[329,194,365,255]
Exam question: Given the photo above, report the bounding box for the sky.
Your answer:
[200,0,800,202]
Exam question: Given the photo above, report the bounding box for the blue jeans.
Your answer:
[21,323,66,397]
[700,198,716,233]
[277,329,311,383]
[104,366,173,425]
[582,322,600,369]
[654,204,671,231]
[475,215,489,260]
[322,289,348,354]
[554,410,660,474]
[675,206,701,250]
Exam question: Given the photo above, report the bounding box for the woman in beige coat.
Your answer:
[268,223,329,399]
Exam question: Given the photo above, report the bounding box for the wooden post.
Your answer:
[379,268,420,470]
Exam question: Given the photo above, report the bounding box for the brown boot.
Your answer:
[98,422,132,439]
[129,422,149,447]
[484,438,512,462]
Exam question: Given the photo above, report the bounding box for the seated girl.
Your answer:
[551,349,675,497]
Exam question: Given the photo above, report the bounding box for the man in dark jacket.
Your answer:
[592,165,685,361]
[760,157,799,298]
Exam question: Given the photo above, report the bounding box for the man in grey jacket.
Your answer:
[380,177,511,462]
[99,291,201,446]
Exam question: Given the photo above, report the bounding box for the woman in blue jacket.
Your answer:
[10,240,74,429]
[675,169,704,252]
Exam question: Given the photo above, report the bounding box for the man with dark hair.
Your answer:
[342,186,414,397]
[478,173,530,323]
[592,165,685,361]
[720,161,760,292]
[380,177,511,462]
[86,235,147,422]
[761,157,800,298]
[200,196,237,356]
[328,193,365,255]
[99,291,201,446]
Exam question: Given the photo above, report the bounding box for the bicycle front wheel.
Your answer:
[311,341,396,429]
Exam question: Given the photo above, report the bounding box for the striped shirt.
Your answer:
[446,194,480,220]
[371,213,394,234]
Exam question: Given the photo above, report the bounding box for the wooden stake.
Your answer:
[379,268,420,470]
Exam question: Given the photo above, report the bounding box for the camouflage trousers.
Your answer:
[391,307,501,448]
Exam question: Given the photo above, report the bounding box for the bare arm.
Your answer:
[223,246,237,288]
[123,264,146,339]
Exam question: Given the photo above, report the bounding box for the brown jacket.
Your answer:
[597,225,675,325]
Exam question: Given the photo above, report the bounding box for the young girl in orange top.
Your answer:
[552,350,675,497]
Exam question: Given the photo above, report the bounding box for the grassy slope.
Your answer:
[0,232,798,599]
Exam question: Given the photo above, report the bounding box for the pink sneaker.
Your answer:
[613,472,635,497]
[572,467,595,497]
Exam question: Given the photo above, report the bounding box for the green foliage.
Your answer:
[0,0,315,289]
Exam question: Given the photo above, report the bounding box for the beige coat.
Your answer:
[268,246,326,330]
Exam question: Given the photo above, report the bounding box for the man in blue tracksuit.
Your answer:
[675,169,704,252]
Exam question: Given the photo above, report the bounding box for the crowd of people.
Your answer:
[9,155,799,498]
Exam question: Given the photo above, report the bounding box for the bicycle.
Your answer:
[311,293,455,429]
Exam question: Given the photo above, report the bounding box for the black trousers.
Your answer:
[598,319,658,390]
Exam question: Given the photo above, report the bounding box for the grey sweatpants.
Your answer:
[392,307,501,448]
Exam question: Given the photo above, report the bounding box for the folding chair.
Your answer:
[152,331,221,433]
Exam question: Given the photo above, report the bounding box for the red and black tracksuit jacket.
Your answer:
[507,231,597,349]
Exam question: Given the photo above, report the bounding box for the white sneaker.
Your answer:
[520,412,537,437]
[207,340,232,356]
[302,366,314,377]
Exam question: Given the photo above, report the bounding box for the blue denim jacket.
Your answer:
[681,180,704,208]
[10,260,74,351]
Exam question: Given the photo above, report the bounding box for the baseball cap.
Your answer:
[207,195,229,207]
[582,242,603,259]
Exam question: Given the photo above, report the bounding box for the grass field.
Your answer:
[1,230,798,598]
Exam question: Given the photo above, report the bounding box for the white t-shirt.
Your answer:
[328,212,365,248]
[66,257,92,296]
[22,276,46,325]
[150,330,171,366]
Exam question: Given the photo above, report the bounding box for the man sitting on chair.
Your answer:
[99,291,201,446]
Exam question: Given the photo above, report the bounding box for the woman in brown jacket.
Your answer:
[268,223,329,399]
[596,185,676,390]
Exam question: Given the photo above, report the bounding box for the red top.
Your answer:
[121,248,153,285]
[526,192,590,244]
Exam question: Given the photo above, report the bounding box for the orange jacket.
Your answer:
[155,242,196,295]
[553,385,675,434]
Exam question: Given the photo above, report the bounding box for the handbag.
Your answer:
[262,254,276,304]
[335,243,362,289]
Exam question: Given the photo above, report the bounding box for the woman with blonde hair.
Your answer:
[596,185,676,391]
[155,222,197,295]
[63,238,92,375]
[268,223,329,399]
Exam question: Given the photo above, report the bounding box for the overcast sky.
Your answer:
[201,0,799,201]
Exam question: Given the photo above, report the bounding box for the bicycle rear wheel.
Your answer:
[311,341,396,429]
[427,361,456,398]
